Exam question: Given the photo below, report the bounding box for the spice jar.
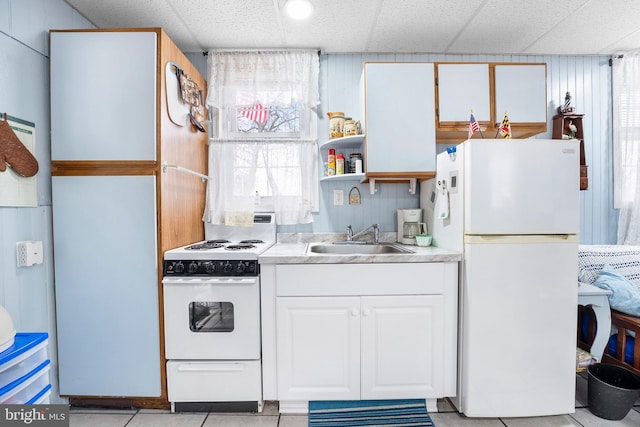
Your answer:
[349,153,363,173]
[336,154,345,175]
[327,148,336,175]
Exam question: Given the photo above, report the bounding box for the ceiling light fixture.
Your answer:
[284,0,313,20]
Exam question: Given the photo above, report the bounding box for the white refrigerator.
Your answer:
[421,139,580,417]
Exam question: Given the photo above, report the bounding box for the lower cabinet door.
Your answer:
[276,297,360,400]
[360,295,445,399]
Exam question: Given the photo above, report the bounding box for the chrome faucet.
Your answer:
[346,224,380,243]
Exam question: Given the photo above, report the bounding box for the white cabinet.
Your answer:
[436,63,490,124]
[277,297,360,400]
[277,294,445,401]
[361,295,444,399]
[494,64,547,124]
[51,175,160,397]
[362,63,436,192]
[435,63,547,142]
[51,31,157,161]
[262,262,458,412]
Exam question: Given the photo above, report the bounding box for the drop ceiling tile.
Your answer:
[281,0,379,52]
[174,0,284,50]
[525,0,640,54]
[368,0,485,53]
[448,0,591,54]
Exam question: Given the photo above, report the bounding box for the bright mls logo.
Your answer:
[1,405,68,426]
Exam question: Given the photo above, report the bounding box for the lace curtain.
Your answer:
[203,50,320,226]
[613,51,640,244]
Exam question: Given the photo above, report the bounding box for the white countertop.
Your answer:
[258,233,461,264]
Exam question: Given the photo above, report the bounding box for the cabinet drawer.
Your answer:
[276,263,449,296]
[167,361,261,402]
[0,360,50,404]
[0,333,48,389]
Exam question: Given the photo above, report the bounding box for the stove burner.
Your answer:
[207,239,230,244]
[225,243,256,251]
[186,242,225,250]
[240,239,264,244]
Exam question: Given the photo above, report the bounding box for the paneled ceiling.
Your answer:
[63,0,640,55]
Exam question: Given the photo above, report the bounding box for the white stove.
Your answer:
[164,239,275,262]
[162,213,275,413]
[164,213,276,263]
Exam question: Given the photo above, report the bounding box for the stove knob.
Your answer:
[204,261,216,274]
[223,262,233,274]
[187,262,198,274]
[236,262,246,273]
[173,262,185,274]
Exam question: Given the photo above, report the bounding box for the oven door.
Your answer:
[163,276,260,360]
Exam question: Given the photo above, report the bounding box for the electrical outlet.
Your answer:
[16,241,43,267]
[333,189,344,205]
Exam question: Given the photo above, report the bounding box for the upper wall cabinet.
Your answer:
[435,63,547,143]
[51,31,157,161]
[362,62,436,193]
[437,63,491,124]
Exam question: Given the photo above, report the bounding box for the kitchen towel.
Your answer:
[308,399,434,426]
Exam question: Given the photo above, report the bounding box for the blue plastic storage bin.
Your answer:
[0,332,48,387]
[0,332,50,404]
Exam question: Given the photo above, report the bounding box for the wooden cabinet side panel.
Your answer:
[157,30,208,254]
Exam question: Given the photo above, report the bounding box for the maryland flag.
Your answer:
[498,113,511,139]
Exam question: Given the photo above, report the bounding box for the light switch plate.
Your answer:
[333,190,344,205]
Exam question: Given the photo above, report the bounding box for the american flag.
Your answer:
[498,113,511,139]
[239,103,268,123]
[468,113,480,139]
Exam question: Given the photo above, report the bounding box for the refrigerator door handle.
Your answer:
[464,234,579,244]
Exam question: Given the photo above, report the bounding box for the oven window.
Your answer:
[189,302,234,332]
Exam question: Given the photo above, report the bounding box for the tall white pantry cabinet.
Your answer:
[50,29,207,407]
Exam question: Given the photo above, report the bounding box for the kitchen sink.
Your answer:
[306,242,414,255]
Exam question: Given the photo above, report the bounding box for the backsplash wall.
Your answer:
[190,53,615,244]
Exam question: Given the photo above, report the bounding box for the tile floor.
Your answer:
[69,374,640,427]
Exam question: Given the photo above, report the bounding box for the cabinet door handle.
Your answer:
[351,308,359,317]
[362,308,370,316]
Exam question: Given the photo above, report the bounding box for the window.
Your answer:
[613,51,640,244]
[232,92,303,137]
[204,51,320,225]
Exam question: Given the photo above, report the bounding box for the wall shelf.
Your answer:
[319,135,364,150]
[320,173,365,182]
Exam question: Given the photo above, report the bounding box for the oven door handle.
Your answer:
[162,277,258,285]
